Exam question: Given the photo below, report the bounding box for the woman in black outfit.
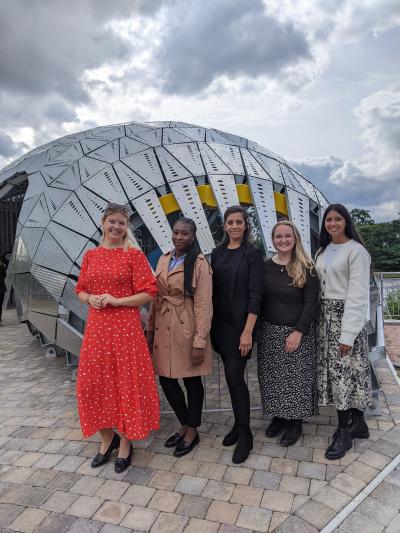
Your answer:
[211,205,264,463]
[257,220,320,447]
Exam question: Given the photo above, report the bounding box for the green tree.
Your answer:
[358,217,400,271]
[350,208,375,226]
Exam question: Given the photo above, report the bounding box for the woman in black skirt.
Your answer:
[257,220,319,446]
[211,205,264,463]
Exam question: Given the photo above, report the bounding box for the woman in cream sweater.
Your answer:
[316,203,372,460]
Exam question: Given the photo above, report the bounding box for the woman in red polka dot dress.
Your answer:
[75,203,159,473]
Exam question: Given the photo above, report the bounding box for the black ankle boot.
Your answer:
[349,410,369,439]
[325,427,352,460]
[232,428,253,464]
[265,417,287,438]
[279,420,302,447]
[223,425,238,446]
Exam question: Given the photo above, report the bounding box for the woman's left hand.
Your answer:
[99,294,119,307]
[192,348,204,366]
[285,331,303,353]
[239,330,253,357]
[339,343,351,355]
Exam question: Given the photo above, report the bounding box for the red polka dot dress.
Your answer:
[75,246,160,440]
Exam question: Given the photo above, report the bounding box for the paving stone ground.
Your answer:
[385,324,400,367]
[0,309,400,532]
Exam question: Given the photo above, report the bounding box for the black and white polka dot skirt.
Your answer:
[257,321,319,419]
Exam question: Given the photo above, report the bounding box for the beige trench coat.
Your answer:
[147,251,213,378]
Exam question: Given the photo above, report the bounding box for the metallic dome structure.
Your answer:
[0,121,329,360]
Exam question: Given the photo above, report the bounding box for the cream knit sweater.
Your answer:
[315,239,371,346]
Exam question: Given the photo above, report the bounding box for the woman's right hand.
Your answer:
[87,294,103,310]
[146,330,154,353]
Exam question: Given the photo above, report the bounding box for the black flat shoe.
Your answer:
[91,433,120,468]
[173,434,200,457]
[115,444,133,473]
[232,429,253,464]
[325,427,352,460]
[164,432,184,448]
[279,421,302,447]
[265,417,287,438]
[222,425,238,447]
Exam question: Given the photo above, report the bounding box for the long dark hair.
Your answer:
[221,205,252,246]
[174,217,202,296]
[316,203,367,257]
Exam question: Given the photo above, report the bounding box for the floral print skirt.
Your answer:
[317,299,372,411]
[257,321,319,419]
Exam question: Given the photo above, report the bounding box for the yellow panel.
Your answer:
[159,193,180,215]
[158,184,288,217]
[274,191,288,217]
[197,184,218,208]
[236,184,252,204]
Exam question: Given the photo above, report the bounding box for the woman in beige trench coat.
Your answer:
[147,218,213,457]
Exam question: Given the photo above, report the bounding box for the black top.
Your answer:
[261,258,320,334]
[212,246,243,321]
[211,243,264,333]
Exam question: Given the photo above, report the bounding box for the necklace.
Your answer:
[272,255,288,273]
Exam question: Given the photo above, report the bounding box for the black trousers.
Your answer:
[159,375,204,428]
[212,319,251,430]
[0,291,5,320]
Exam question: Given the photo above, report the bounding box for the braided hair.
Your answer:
[174,217,202,296]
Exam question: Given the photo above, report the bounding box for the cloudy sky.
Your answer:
[0,0,399,220]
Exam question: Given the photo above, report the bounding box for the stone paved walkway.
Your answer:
[0,310,400,532]
[385,324,400,367]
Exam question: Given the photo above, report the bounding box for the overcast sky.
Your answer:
[0,0,399,221]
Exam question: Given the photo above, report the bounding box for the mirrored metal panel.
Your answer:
[0,120,330,358]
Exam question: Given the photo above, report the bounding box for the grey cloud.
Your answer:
[290,88,400,221]
[0,131,28,159]
[158,0,311,95]
[0,0,167,104]
[292,156,400,222]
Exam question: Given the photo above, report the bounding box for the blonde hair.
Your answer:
[101,204,139,251]
[272,220,315,288]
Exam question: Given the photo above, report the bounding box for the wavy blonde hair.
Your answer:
[272,220,315,288]
[101,204,139,251]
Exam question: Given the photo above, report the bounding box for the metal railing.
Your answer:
[377,272,400,321]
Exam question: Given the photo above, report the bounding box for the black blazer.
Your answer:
[211,243,264,334]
